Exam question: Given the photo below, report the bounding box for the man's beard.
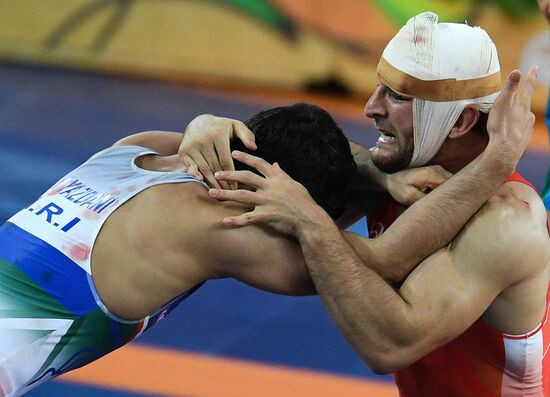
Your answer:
[371,145,414,174]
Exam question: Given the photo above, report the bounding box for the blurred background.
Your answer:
[1,1,549,396]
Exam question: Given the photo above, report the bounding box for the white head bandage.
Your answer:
[376,12,501,167]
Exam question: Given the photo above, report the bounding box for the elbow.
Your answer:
[385,255,413,285]
[371,250,411,287]
[367,357,406,375]
[363,347,411,375]
[368,364,394,376]
[359,324,422,374]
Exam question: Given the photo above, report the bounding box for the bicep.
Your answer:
[396,247,502,360]
[396,202,546,362]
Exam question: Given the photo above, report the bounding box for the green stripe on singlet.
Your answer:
[31,307,143,380]
[0,258,74,318]
[0,258,143,382]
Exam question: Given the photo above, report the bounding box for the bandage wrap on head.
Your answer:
[376,12,501,167]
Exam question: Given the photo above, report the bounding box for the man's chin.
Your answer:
[371,149,407,174]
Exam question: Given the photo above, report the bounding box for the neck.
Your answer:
[427,135,488,174]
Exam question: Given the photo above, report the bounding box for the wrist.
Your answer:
[296,210,339,245]
[480,145,515,179]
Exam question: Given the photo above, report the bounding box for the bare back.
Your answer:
[93,153,313,320]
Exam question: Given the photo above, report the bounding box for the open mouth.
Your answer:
[378,130,397,143]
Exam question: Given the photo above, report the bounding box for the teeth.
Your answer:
[378,132,396,143]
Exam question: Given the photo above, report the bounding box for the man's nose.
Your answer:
[364,85,387,120]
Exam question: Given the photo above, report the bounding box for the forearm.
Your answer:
[114,131,183,155]
[298,218,415,372]
[343,232,404,286]
[371,149,512,280]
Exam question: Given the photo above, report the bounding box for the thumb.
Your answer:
[400,188,426,206]
[424,165,452,185]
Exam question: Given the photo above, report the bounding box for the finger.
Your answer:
[222,211,263,227]
[213,137,237,190]
[180,154,203,180]
[494,70,522,109]
[272,162,284,172]
[214,137,234,172]
[209,188,263,205]
[214,170,267,189]
[187,144,228,189]
[232,151,275,177]
[205,146,231,190]
[405,189,427,205]
[423,165,453,184]
[233,121,257,150]
[516,66,538,111]
[201,144,224,175]
[190,151,222,189]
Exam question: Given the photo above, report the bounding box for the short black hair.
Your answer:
[231,103,356,219]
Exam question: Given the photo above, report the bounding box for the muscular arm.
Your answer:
[343,148,512,285]
[209,69,539,370]
[299,189,549,373]
[195,151,502,293]
[210,141,520,289]
[209,144,516,295]
[343,69,536,284]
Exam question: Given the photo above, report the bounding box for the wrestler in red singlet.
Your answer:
[368,173,550,397]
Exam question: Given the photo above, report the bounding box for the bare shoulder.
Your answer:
[128,181,238,276]
[147,182,308,289]
[142,181,223,235]
[112,131,157,146]
[493,180,548,240]
[452,180,550,283]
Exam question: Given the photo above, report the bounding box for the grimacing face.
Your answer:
[365,83,415,173]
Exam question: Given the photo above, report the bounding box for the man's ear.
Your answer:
[448,105,480,139]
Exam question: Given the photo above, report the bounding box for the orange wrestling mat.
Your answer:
[60,344,398,397]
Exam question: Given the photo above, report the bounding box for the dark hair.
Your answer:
[231,103,356,219]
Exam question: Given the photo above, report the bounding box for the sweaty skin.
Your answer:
[91,151,311,320]
[97,117,498,321]
[208,69,549,373]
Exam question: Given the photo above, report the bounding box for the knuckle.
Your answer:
[197,142,208,152]
[243,170,255,181]
[244,212,254,223]
[238,190,249,201]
